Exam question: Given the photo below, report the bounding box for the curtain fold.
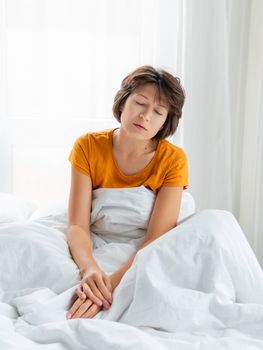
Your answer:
[182,0,263,266]
[183,0,233,211]
[238,0,263,265]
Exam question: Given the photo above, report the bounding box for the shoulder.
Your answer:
[74,128,114,148]
[158,139,188,163]
[157,139,188,189]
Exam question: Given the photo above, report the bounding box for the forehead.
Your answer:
[132,84,169,109]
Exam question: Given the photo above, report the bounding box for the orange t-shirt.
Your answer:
[68,128,188,193]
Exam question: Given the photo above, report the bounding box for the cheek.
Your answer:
[126,106,139,118]
[155,117,166,127]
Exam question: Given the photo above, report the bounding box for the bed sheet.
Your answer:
[1,187,263,350]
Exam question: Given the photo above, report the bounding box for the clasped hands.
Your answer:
[66,266,120,320]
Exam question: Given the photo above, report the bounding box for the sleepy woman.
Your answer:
[66,65,188,319]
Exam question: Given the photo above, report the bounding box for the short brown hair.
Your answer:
[112,65,185,140]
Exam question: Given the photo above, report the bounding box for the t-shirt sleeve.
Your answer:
[68,135,91,176]
[162,148,189,190]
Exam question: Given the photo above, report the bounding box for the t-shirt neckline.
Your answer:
[109,127,161,178]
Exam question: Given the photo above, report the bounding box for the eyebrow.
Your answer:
[137,94,168,109]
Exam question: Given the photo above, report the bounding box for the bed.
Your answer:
[1,187,263,350]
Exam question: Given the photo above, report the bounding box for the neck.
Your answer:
[113,127,157,157]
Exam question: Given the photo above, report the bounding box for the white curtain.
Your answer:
[182,0,263,266]
[236,0,263,267]
[0,0,262,265]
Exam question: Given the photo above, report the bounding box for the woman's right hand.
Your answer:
[76,266,113,309]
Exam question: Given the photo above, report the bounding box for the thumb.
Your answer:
[103,274,113,293]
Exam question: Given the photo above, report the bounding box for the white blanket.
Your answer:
[1,186,263,349]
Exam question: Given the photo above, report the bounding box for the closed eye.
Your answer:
[136,101,163,115]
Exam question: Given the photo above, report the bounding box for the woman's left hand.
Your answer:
[66,272,121,319]
[67,294,102,319]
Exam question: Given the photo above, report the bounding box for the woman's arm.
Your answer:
[67,166,97,274]
[67,167,112,307]
[110,186,183,286]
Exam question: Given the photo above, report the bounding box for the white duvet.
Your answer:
[1,187,263,350]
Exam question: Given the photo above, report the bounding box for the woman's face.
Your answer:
[119,83,169,140]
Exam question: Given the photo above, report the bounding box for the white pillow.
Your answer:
[177,191,195,224]
[0,192,37,224]
[29,200,68,235]
[0,221,80,294]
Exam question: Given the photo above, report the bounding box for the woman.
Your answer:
[66,65,188,319]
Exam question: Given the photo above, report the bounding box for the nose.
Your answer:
[139,109,151,121]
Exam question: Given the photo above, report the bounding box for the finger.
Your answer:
[93,274,112,302]
[102,274,113,292]
[71,299,93,319]
[76,286,87,301]
[81,303,102,319]
[82,282,104,307]
[67,296,87,319]
[76,286,87,300]
[102,275,113,301]
[87,280,111,309]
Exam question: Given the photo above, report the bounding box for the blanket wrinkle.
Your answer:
[1,187,263,349]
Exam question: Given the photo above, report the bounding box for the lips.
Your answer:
[133,123,147,131]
